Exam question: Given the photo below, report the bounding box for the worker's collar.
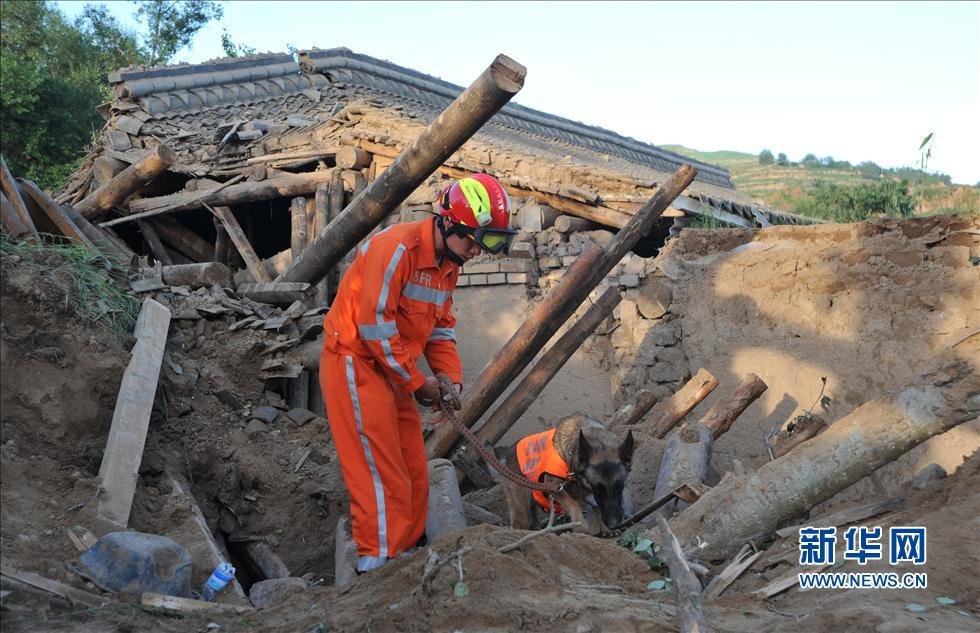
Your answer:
[420,216,453,272]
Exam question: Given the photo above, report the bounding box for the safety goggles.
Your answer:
[459,225,517,254]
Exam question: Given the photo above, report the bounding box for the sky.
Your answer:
[58,1,980,185]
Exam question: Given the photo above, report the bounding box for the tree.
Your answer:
[758,149,774,165]
[1,1,223,189]
[221,28,256,58]
[776,152,789,166]
[801,153,818,166]
[134,0,223,65]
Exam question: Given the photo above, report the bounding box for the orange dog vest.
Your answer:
[515,428,574,513]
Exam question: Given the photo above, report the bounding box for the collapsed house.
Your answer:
[1,49,977,632]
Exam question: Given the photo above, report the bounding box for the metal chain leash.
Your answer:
[434,375,562,494]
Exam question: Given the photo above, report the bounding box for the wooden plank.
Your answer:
[0,157,39,239]
[17,179,96,249]
[1,564,111,608]
[655,515,707,632]
[140,592,252,614]
[205,203,272,283]
[165,474,249,605]
[96,298,171,527]
[702,545,763,601]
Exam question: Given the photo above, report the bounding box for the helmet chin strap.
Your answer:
[436,216,467,266]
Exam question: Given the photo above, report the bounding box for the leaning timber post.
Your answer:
[289,197,307,261]
[427,163,697,459]
[312,183,330,305]
[76,144,177,220]
[644,338,980,562]
[325,170,346,304]
[475,286,622,448]
[0,157,39,240]
[277,54,527,286]
[648,374,767,520]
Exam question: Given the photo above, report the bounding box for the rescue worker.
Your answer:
[320,173,517,573]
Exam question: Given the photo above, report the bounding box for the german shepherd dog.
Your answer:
[499,413,635,535]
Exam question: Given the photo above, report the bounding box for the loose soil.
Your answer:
[2,214,978,632]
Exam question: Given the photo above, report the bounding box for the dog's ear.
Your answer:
[619,430,635,470]
[577,429,593,467]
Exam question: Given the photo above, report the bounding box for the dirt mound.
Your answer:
[2,214,978,632]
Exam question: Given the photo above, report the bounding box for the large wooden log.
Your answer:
[427,164,697,459]
[126,170,334,216]
[335,146,372,170]
[278,54,527,285]
[649,375,768,519]
[0,158,39,240]
[150,217,214,263]
[554,214,600,234]
[474,286,622,449]
[96,298,171,527]
[161,262,231,288]
[609,389,659,428]
[644,338,980,562]
[76,144,176,219]
[649,368,719,438]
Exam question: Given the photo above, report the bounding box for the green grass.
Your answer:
[1,236,139,339]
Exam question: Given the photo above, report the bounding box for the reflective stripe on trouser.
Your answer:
[320,352,429,568]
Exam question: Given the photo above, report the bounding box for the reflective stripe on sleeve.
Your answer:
[428,327,457,342]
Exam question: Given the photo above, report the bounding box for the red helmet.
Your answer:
[438,174,516,253]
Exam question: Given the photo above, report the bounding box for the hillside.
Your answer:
[663,145,979,218]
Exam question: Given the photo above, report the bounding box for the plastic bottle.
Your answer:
[201,562,236,601]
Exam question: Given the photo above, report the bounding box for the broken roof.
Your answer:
[60,48,813,227]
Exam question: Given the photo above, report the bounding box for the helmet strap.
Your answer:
[436,216,467,266]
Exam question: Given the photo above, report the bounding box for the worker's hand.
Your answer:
[414,376,442,410]
[440,382,463,411]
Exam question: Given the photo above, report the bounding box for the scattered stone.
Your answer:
[249,406,280,424]
[249,577,308,608]
[77,532,192,597]
[244,420,269,437]
[286,408,317,426]
[309,443,331,465]
[215,389,244,411]
[910,463,947,490]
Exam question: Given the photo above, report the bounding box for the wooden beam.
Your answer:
[96,298,171,527]
[17,179,95,249]
[76,144,177,220]
[427,164,697,459]
[138,220,173,265]
[1,191,31,236]
[140,592,252,614]
[473,286,622,449]
[150,216,214,263]
[0,157,39,240]
[655,515,707,633]
[126,170,335,217]
[609,388,659,428]
[1,564,111,609]
[771,414,828,458]
[290,197,307,261]
[644,339,980,562]
[205,203,272,283]
[160,262,231,288]
[238,282,310,305]
[648,369,719,438]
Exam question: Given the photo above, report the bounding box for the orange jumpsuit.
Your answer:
[319,218,462,572]
[516,428,574,514]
